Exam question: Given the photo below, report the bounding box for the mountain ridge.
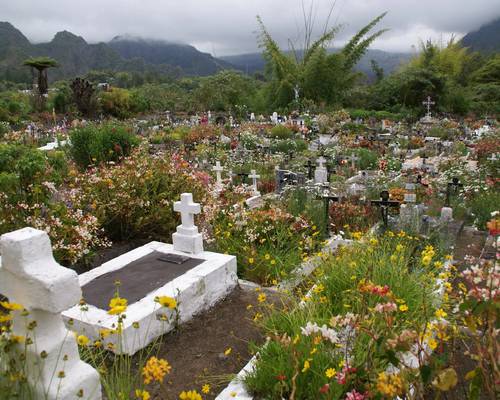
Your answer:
[461,18,500,53]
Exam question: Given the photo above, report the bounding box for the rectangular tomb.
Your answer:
[63,241,237,355]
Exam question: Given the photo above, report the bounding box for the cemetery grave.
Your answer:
[0,28,498,400]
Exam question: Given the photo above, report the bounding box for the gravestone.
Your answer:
[63,194,237,355]
[0,228,101,400]
[314,156,328,184]
[213,161,224,187]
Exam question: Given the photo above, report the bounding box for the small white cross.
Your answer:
[174,193,201,229]
[349,154,359,168]
[422,96,435,117]
[212,161,224,184]
[316,156,327,169]
[487,153,498,162]
[249,169,260,192]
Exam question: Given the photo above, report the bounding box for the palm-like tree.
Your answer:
[257,12,388,108]
[23,56,58,110]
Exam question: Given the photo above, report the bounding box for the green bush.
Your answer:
[269,125,294,139]
[271,139,307,154]
[0,144,24,173]
[16,149,47,187]
[349,148,379,170]
[69,122,140,169]
[0,172,20,196]
[46,150,69,184]
[468,191,500,230]
[100,88,132,119]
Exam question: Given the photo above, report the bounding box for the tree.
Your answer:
[23,57,58,111]
[70,77,97,116]
[257,11,387,108]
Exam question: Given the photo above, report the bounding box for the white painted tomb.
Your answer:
[0,228,102,400]
[63,193,238,355]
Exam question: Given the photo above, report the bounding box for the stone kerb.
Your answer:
[0,227,102,400]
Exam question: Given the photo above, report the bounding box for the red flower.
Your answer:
[276,374,286,381]
[319,384,330,393]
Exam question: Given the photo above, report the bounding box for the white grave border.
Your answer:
[63,241,237,355]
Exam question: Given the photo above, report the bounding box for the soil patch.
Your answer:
[149,287,278,399]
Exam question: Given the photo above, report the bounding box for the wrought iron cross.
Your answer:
[371,190,400,227]
[445,177,463,207]
[303,160,316,180]
[320,185,339,236]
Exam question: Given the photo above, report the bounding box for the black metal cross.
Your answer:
[319,185,339,236]
[326,164,336,183]
[445,177,463,207]
[371,190,400,227]
[303,160,316,180]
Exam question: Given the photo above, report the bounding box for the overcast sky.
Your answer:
[2,0,499,55]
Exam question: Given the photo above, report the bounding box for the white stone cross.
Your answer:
[487,153,498,162]
[174,193,201,229]
[422,96,435,117]
[316,156,327,169]
[212,161,224,184]
[172,193,203,254]
[0,228,101,400]
[249,169,260,193]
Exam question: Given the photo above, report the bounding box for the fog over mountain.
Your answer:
[2,0,498,56]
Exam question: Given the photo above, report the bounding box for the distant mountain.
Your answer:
[221,48,412,80]
[0,22,232,83]
[461,18,500,53]
[109,36,232,76]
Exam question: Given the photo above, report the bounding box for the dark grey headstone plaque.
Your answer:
[81,251,205,309]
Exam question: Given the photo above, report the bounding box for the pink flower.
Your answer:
[345,389,365,400]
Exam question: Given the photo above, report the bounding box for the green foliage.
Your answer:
[69,122,140,169]
[194,70,258,111]
[269,125,294,139]
[467,191,500,230]
[350,148,379,170]
[284,188,326,235]
[16,149,47,187]
[100,88,132,118]
[210,206,322,285]
[270,139,307,154]
[258,13,387,108]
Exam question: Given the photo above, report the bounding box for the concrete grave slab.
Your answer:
[63,241,237,355]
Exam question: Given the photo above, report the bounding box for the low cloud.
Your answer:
[2,0,498,55]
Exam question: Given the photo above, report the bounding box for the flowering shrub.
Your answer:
[245,233,450,399]
[329,202,377,235]
[473,135,500,160]
[452,257,499,398]
[70,148,209,242]
[184,125,217,144]
[209,205,323,285]
[0,192,109,265]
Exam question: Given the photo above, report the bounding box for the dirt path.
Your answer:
[148,287,277,400]
[425,226,488,400]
